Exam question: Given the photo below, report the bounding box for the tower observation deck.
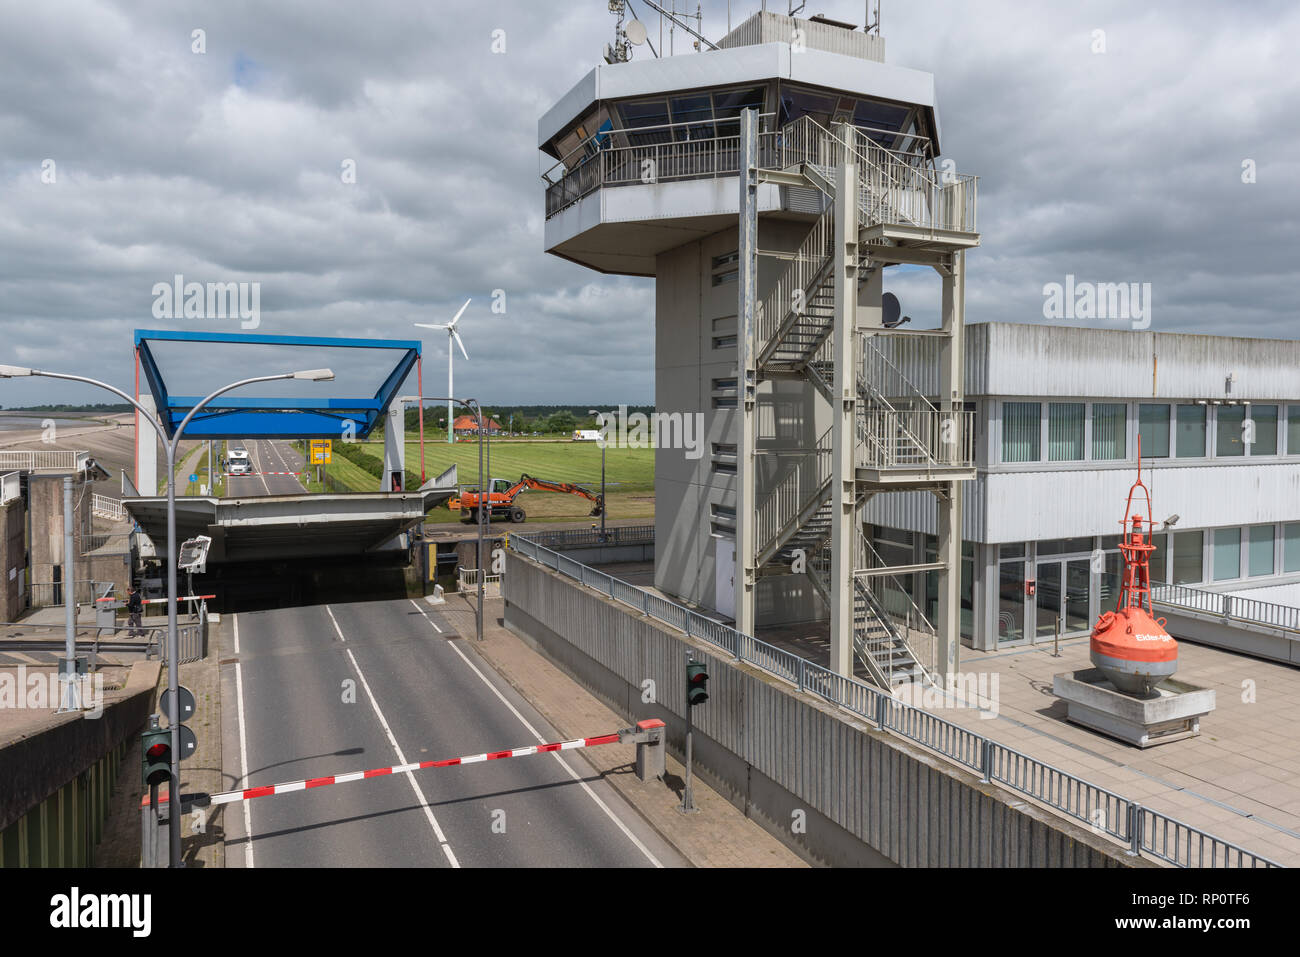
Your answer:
[539,9,979,691]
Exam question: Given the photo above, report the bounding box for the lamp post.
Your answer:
[1,363,333,866]
[588,409,607,542]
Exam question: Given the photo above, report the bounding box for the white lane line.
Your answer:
[326,606,460,867]
[325,604,347,642]
[408,599,663,868]
[233,614,255,869]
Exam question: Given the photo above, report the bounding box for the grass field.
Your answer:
[322,437,656,524]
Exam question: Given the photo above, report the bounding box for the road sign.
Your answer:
[177,724,198,762]
[161,685,197,724]
[310,439,332,464]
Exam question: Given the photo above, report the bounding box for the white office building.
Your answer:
[864,322,1300,651]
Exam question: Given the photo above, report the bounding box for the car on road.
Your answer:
[228,459,251,476]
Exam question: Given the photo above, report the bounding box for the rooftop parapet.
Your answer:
[718,10,885,63]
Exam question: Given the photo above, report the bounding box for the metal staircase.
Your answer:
[745,116,971,691]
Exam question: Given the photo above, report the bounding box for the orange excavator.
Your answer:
[448,473,604,524]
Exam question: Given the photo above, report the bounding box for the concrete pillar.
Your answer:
[829,146,859,678]
[382,401,406,491]
[134,394,158,496]
[735,108,759,636]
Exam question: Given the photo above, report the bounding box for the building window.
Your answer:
[1091,403,1126,460]
[1285,523,1300,573]
[1249,405,1278,455]
[1047,403,1084,461]
[1288,406,1300,455]
[1213,527,1241,581]
[1001,402,1040,463]
[712,335,737,349]
[1149,532,1168,584]
[1217,405,1245,457]
[711,442,737,476]
[711,377,737,409]
[1038,537,1093,555]
[711,251,739,286]
[1175,404,1206,458]
[1248,525,1274,577]
[711,316,737,350]
[1171,530,1203,584]
[1138,404,1170,458]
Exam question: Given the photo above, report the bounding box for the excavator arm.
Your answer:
[518,474,604,515]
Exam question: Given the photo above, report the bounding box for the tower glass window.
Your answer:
[1248,525,1274,577]
[1171,531,1203,584]
[1288,406,1300,454]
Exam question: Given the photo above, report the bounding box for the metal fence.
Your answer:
[509,532,1283,869]
[28,580,114,609]
[1152,581,1300,635]
[510,524,655,550]
[1,471,19,506]
[0,450,87,472]
[178,599,208,664]
[91,493,124,522]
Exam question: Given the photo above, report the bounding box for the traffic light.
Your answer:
[686,659,709,707]
[142,725,171,787]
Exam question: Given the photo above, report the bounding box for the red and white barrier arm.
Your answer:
[223,471,302,477]
[198,732,624,807]
[140,594,215,605]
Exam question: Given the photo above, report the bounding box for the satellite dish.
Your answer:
[626,20,647,45]
[881,292,912,329]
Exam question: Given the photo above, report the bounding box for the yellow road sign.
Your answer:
[310,439,332,464]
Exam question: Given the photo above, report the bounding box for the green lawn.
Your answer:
[389,438,655,491]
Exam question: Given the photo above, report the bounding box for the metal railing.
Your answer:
[92,493,124,522]
[857,407,977,470]
[755,429,832,558]
[0,470,18,506]
[27,579,113,609]
[1151,582,1300,635]
[508,532,1283,868]
[512,524,655,550]
[846,126,978,233]
[756,205,835,358]
[0,449,88,472]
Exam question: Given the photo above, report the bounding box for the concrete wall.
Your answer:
[27,474,91,590]
[505,552,1142,867]
[0,498,24,621]
[654,219,831,625]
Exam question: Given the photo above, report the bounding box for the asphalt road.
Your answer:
[220,597,684,868]
[226,438,306,496]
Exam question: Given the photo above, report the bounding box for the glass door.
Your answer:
[1035,562,1062,640]
[1035,558,1093,641]
[998,560,1027,644]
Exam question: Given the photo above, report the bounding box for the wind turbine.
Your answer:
[415,298,470,444]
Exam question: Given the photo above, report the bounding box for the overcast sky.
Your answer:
[1,0,1296,408]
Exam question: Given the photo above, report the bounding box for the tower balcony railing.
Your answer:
[543,115,781,219]
[856,407,976,473]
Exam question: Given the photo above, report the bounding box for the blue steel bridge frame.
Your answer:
[133,329,422,440]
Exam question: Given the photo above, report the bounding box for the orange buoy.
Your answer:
[1090,443,1177,696]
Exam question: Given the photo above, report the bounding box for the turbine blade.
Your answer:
[448,298,471,328]
[414,323,448,330]
[452,328,469,361]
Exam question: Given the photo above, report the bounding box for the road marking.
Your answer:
[408,599,664,868]
[327,606,460,867]
[232,614,255,868]
[325,604,346,642]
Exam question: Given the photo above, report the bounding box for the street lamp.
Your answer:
[588,409,607,542]
[0,362,333,866]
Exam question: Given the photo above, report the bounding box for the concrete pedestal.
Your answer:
[1052,668,1215,748]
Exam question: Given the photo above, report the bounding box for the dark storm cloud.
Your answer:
[1,1,1295,408]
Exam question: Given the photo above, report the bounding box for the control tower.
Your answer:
[538,7,978,689]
